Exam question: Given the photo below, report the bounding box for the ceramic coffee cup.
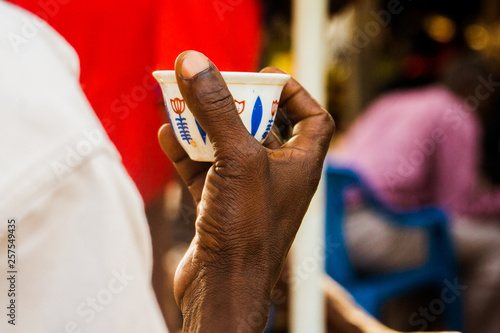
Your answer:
[153,70,290,162]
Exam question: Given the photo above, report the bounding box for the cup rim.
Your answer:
[153,70,290,86]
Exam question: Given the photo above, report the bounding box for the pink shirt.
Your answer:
[333,85,500,219]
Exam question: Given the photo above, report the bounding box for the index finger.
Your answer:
[260,67,335,155]
[158,123,210,205]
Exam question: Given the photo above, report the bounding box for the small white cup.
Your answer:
[153,71,290,162]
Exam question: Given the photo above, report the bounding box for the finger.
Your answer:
[273,108,293,141]
[262,126,282,150]
[175,51,256,156]
[260,67,335,155]
[158,124,210,204]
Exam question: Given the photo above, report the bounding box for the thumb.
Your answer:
[175,51,254,157]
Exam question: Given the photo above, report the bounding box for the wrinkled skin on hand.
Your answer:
[158,51,335,332]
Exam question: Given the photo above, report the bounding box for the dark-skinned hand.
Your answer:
[158,50,334,332]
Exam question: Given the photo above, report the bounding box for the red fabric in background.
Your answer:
[156,1,262,71]
[12,0,262,204]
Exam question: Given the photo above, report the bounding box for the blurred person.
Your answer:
[331,53,500,333]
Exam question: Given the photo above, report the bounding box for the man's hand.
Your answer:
[158,50,334,332]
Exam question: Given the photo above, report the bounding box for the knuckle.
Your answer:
[197,86,235,114]
[320,109,336,135]
[215,143,267,177]
[260,66,287,74]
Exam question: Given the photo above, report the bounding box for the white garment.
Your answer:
[0,2,168,332]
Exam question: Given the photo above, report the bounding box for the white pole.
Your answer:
[290,0,328,332]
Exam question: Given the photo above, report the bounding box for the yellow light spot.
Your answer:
[191,141,197,147]
[424,15,456,43]
[465,24,490,51]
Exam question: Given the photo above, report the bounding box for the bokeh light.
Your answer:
[465,24,490,50]
[424,14,456,43]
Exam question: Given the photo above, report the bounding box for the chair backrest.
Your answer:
[324,166,361,285]
[325,165,457,283]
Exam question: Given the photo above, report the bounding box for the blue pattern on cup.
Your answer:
[261,119,274,141]
[195,119,207,144]
[176,114,194,145]
[251,96,263,136]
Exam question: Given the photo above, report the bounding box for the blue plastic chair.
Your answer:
[325,165,464,331]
